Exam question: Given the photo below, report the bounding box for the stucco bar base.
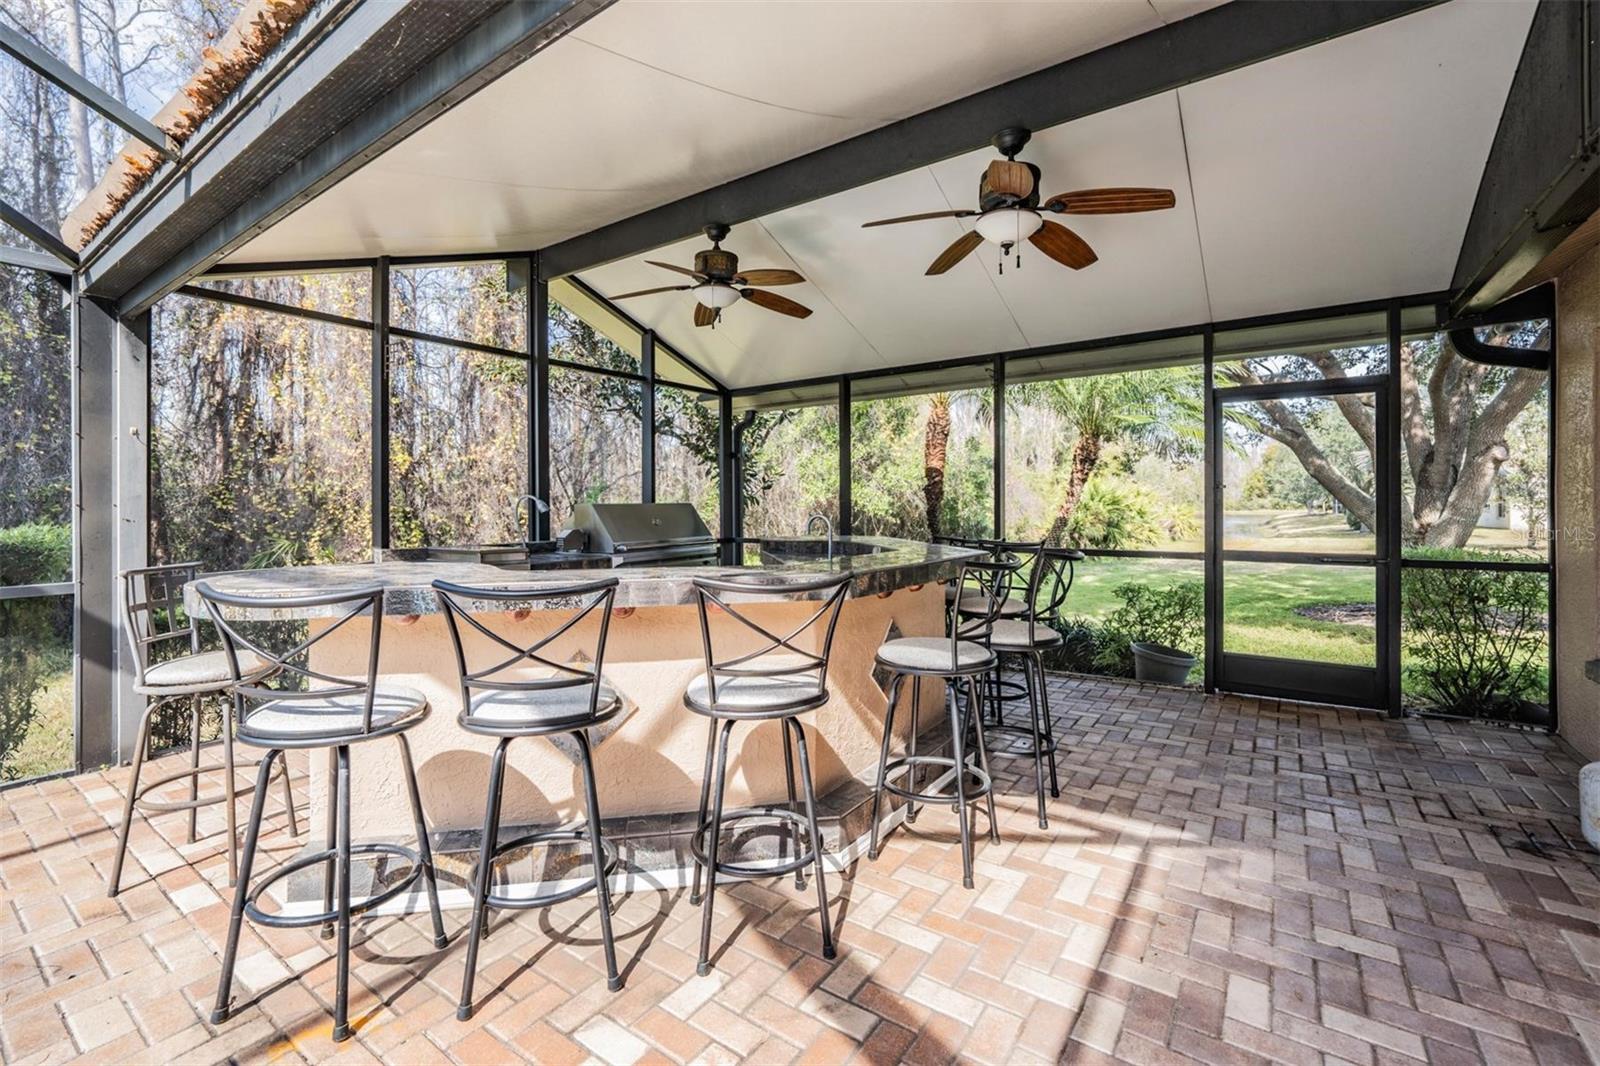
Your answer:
[284,586,947,909]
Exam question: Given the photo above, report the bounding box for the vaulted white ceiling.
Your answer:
[228,0,1221,261]
[226,0,1536,391]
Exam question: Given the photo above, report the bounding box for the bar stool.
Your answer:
[686,573,850,976]
[981,546,1082,829]
[108,564,298,897]
[432,577,624,1018]
[957,541,1038,727]
[198,583,447,1043]
[934,537,1023,620]
[868,558,1015,889]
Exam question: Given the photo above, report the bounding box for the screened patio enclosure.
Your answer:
[1,0,1596,782]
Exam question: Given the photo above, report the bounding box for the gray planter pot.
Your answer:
[1131,642,1195,685]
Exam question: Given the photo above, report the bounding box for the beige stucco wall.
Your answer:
[1554,242,1600,762]
[304,585,946,838]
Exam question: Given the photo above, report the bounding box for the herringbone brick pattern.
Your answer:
[3,676,1597,1064]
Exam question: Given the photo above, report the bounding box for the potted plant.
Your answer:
[1095,580,1203,685]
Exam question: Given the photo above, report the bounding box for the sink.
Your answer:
[758,538,884,562]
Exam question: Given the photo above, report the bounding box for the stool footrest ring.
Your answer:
[470,827,618,911]
[982,724,1061,757]
[132,759,280,814]
[880,755,992,805]
[692,807,819,881]
[244,843,423,928]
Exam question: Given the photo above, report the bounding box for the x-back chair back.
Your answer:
[196,581,446,1044]
[122,563,203,683]
[432,577,620,733]
[1027,545,1085,638]
[691,572,851,716]
[981,541,1083,646]
[194,582,391,743]
[951,556,1023,656]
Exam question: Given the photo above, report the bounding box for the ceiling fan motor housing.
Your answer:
[694,247,739,280]
[979,161,1042,212]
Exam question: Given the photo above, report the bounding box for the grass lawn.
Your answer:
[1223,562,1374,665]
[1065,556,1375,665]
[1,667,74,782]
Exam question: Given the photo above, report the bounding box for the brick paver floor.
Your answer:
[3,676,1598,1064]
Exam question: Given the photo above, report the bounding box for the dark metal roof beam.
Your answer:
[1,198,78,266]
[0,24,179,160]
[540,0,1445,279]
[87,0,611,315]
[1451,0,1599,313]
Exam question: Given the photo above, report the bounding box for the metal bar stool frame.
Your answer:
[108,563,298,896]
[432,576,625,1018]
[978,546,1083,828]
[868,557,1016,889]
[198,582,447,1043]
[686,572,851,976]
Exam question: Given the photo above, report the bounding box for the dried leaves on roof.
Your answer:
[71,0,315,249]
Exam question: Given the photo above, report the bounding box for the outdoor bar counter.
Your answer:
[189,537,977,881]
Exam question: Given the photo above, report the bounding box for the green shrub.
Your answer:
[1042,618,1112,675]
[0,524,72,779]
[1402,549,1546,719]
[1091,580,1203,673]
[0,522,70,585]
[1065,478,1162,550]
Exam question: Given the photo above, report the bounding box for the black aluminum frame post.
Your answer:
[1202,329,1219,693]
[1381,304,1404,716]
[641,330,657,503]
[717,393,736,561]
[531,268,553,542]
[991,356,1005,538]
[370,257,390,552]
[838,377,852,536]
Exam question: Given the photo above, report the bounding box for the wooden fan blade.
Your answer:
[1042,187,1176,215]
[926,230,984,275]
[694,303,717,328]
[735,269,804,286]
[610,285,690,299]
[742,288,813,319]
[983,159,1034,198]
[647,259,708,280]
[861,209,977,228]
[1029,221,1097,269]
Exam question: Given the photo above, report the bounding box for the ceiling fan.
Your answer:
[608,223,813,327]
[861,127,1176,276]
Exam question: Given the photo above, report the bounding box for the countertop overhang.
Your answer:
[186,537,981,618]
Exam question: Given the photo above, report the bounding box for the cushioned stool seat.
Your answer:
[956,593,1026,618]
[685,672,826,716]
[468,682,621,728]
[987,619,1065,650]
[876,636,994,673]
[239,685,427,742]
[138,649,266,693]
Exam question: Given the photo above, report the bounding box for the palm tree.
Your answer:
[1031,369,1204,545]
[922,392,951,536]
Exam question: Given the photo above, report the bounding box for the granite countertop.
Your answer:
[185,537,980,618]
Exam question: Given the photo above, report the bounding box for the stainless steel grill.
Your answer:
[566,503,718,567]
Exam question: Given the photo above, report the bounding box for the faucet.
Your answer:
[511,494,549,545]
[806,513,834,560]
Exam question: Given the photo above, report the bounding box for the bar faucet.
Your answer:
[806,513,834,560]
[511,494,549,545]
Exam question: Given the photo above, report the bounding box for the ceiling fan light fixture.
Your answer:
[974,207,1042,247]
[692,283,741,310]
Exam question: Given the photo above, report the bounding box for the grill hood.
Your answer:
[568,503,715,561]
